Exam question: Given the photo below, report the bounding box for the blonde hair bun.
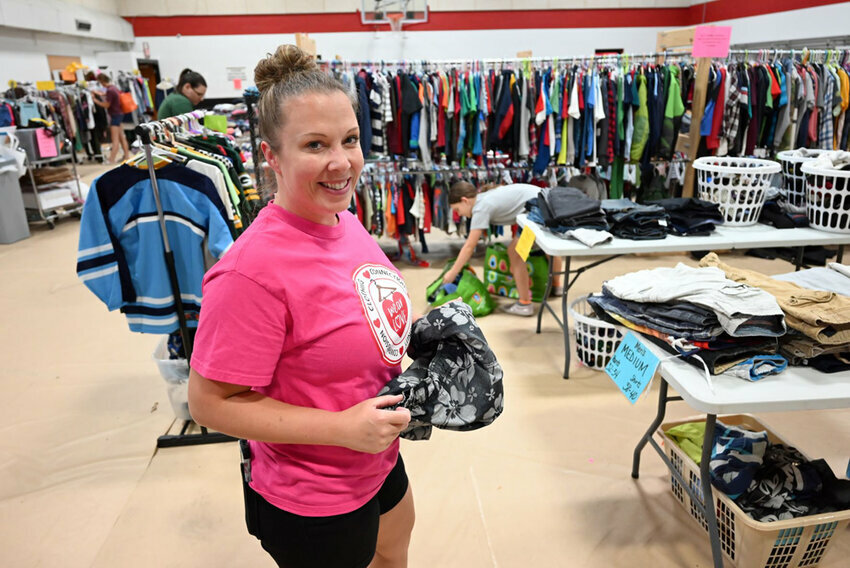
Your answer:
[254,44,317,94]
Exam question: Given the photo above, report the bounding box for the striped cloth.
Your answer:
[709,421,768,499]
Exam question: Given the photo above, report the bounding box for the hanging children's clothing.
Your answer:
[76,162,234,334]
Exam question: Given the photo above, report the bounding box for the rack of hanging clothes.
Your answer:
[2,82,96,159]
[325,51,696,205]
[355,160,605,262]
[691,48,850,159]
[2,80,145,163]
[111,70,156,127]
[75,109,261,447]
[138,110,263,231]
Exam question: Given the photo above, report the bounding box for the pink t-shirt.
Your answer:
[192,203,412,517]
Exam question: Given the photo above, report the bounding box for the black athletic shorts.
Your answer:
[244,453,408,568]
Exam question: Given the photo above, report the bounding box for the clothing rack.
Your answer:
[332,50,699,203]
[135,112,236,448]
[365,156,690,172]
[325,51,694,71]
[726,47,850,60]
[243,89,263,190]
[679,46,850,195]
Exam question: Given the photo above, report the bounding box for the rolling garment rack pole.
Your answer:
[243,91,263,191]
[135,121,236,448]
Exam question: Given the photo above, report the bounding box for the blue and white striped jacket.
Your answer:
[76,163,234,333]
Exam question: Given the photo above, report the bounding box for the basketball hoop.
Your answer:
[387,12,404,33]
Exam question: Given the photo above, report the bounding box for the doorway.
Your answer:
[136,59,161,120]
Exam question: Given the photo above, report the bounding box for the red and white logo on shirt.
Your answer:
[353,263,412,366]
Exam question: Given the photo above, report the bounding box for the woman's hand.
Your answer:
[442,269,459,285]
[337,394,411,454]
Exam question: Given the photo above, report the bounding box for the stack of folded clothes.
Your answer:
[703,254,850,373]
[647,197,725,236]
[600,198,669,240]
[525,186,608,232]
[758,200,809,228]
[588,262,788,380]
[757,185,809,227]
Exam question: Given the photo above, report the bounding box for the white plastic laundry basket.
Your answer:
[152,338,192,421]
[777,149,828,210]
[800,162,850,234]
[569,295,624,371]
[693,157,781,226]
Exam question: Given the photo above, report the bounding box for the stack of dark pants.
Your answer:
[526,187,608,232]
[601,198,668,240]
[759,201,808,228]
[648,198,724,235]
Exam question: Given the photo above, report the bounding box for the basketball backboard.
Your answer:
[360,0,429,26]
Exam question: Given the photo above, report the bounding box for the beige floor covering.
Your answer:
[2,164,849,567]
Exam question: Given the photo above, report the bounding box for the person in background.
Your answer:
[445,181,564,317]
[157,68,207,119]
[188,44,415,568]
[92,74,129,164]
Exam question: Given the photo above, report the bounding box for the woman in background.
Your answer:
[92,74,129,164]
[158,68,207,119]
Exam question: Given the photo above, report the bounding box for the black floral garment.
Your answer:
[378,300,505,441]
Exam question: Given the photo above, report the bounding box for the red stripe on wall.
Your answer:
[691,0,849,23]
[126,1,850,37]
[125,9,687,37]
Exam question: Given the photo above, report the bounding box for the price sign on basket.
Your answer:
[605,332,659,404]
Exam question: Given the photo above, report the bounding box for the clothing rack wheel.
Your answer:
[157,420,236,448]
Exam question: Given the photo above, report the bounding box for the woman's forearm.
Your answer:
[188,371,344,446]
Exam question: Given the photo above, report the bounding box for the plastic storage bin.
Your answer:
[569,295,624,370]
[0,156,30,244]
[152,338,192,421]
[658,414,850,568]
[777,149,828,211]
[693,157,781,226]
[800,162,850,234]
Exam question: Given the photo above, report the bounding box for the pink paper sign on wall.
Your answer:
[692,25,732,58]
[35,128,58,159]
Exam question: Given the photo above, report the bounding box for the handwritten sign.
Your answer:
[36,80,56,91]
[692,26,732,58]
[605,332,659,404]
[35,129,58,158]
[515,225,535,262]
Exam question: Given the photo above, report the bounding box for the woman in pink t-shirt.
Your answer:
[189,45,416,568]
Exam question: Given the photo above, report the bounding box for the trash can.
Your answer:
[0,156,30,244]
